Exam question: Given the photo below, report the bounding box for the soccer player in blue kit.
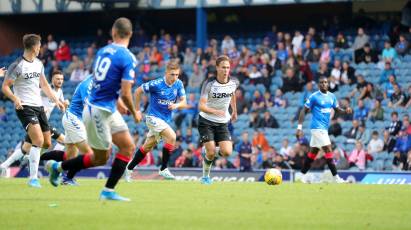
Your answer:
[296,77,352,183]
[126,60,187,179]
[47,18,139,201]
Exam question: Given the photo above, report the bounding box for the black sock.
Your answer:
[61,154,92,172]
[326,158,338,176]
[127,147,146,170]
[66,169,79,179]
[40,150,65,161]
[160,144,173,171]
[301,153,315,174]
[105,156,128,189]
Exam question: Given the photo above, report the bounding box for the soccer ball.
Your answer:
[264,168,282,185]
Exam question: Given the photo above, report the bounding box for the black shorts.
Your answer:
[24,125,62,143]
[16,105,50,132]
[198,115,231,143]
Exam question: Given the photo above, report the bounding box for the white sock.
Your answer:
[215,146,221,157]
[29,146,41,179]
[202,155,213,178]
[53,143,65,151]
[1,149,24,169]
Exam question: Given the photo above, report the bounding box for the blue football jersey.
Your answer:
[88,43,137,113]
[304,91,338,130]
[142,77,186,122]
[68,75,93,120]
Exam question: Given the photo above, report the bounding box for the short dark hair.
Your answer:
[372,131,379,136]
[52,70,63,77]
[392,111,398,117]
[216,55,230,66]
[22,34,41,50]
[112,17,132,39]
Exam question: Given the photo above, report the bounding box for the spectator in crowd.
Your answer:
[258,111,279,128]
[263,91,274,108]
[282,56,299,74]
[353,99,369,121]
[251,90,265,111]
[330,144,348,171]
[47,34,58,52]
[330,59,342,84]
[183,47,195,66]
[70,61,89,82]
[272,154,289,169]
[341,61,356,85]
[383,129,396,153]
[221,35,235,52]
[249,111,260,129]
[393,148,407,171]
[394,128,411,154]
[302,39,318,62]
[175,149,198,168]
[307,26,322,46]
[65,54,80,76]
[319,43,333,64]
[406,86,411,108]
[367,131,384,156]
[248,65,262,83]
[214,157,236,170]
[388,111,402,137]
[55,40,71,62]
[379,61,395,84]
[395,34,409,56]
[348,141,367,170]
[352,27,369,51]
[356,123,371,145]
[282,68,301,93]
[83,47,95,71]
[382,40,398,62]
[252,130,270,152]
[288,143,304,170]
[0,106,7,122]
[403,150,411,171]
[48,60,61,80]
[292,30,304,55]
[335,97,353,121]
[359,82,383,101]
[178,70,189,88]
[355,43,379,64]
[369,99,384,121]
[403,115,411,135]
[188,64,205,89]
[269,50,282,71]
[260,54,273,76]
[383,74,397,99]
[235,90,248,115]
[389,84,408,108]
[280,138,292,157]
[276,42,288,63]
[316,62,330,80]
[150,46,163,67]
[38,44,53,66]
[175,93,197,129]
[238,132,253,172]
[335,32,349,50]
[273,89,287,108]
[95,28,108,48]
[329,119,342,137]
[345,119,360,141]
[297,58,314,84]
[169,141,184,167]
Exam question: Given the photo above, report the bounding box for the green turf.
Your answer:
[0,179,410,230]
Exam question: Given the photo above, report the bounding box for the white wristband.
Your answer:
[297,124,302,130]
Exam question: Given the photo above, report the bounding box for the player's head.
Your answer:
[111,17,133,41]
[22,34,41,56]
[51,70,64,89]
[216,55,231,80]
[165,60,180,84]
[318,76,329,92]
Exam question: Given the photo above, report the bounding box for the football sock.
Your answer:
[301,152,316,174]
[66,169,78,180]
[59,153,93,173]
[324,152,338,176]
[202,153,214,178]
[40,150,66,162]
[29,145,41,179]
[1,148,24,168]
[127,147,147,170]
[160,143,174,171]
[105,154,130,189]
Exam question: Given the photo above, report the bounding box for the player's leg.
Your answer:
[215,122,233,157]
[26,123,45,187]
[300,145,319,184]
[198,117,217,184]
[0,141,26,171]
[50,126,65,150]
[157,127,177,179]
[321,145,346,183]
[128,135,157,170]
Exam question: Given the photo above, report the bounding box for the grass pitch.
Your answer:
[0,179,410,230]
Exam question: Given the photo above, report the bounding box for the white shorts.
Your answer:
[83,105,128,150]
[62,111,87,144]
[145,115,171,142]
[310,129,331,148]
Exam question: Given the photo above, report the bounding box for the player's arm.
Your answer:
[296,106,310,138]
[40,74,65,111]
[2,77,23,110]
[333,106,352,115]
[169,96,187,110]
[199,97,225,117]
[120,80,137,118]
[230,91,238,122]
[0,67,5,77]
[134,86,144,122]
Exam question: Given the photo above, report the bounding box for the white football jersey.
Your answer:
[41,86,64,119]
[6,57,44,107]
